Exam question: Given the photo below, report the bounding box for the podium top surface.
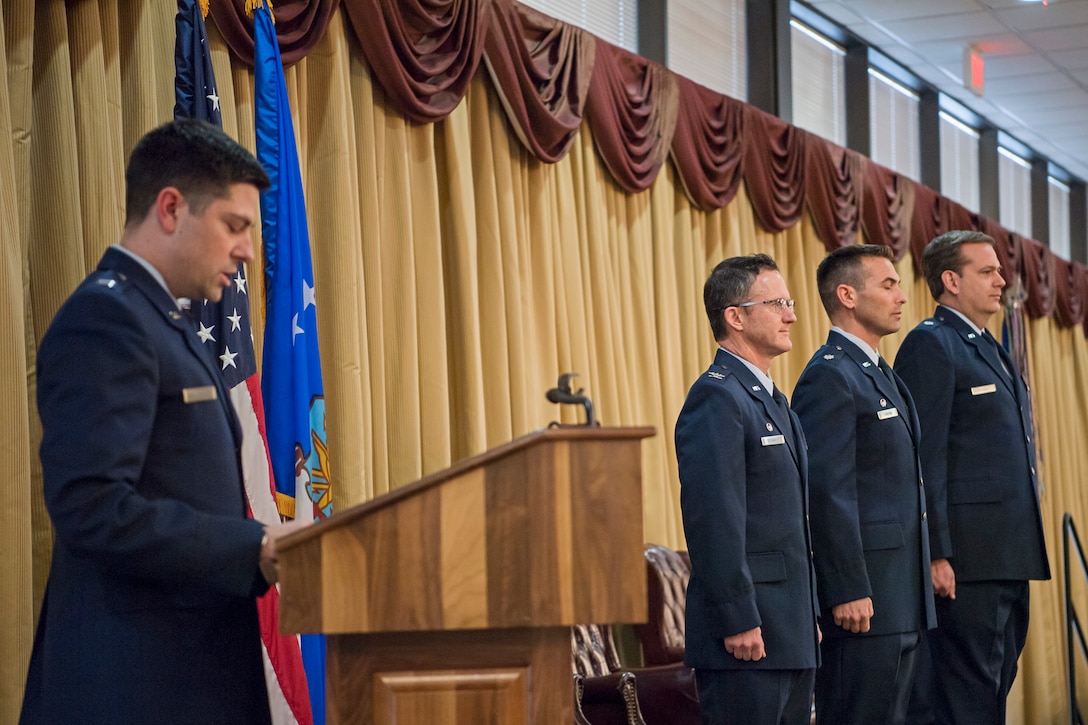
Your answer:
[279,425,655,552]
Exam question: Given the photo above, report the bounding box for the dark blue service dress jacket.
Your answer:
[792,331,936,638]
[676,347,820,671]
[20,248,272,725]
[894,306,1049,583]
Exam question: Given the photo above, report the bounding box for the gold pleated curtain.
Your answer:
[2,2,1086,723]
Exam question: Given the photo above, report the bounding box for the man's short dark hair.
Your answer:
[704,253,779,341]
[816,244,895,317]
[124,118,270,226]
[922,230,996,301]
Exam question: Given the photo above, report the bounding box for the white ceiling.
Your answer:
[804,0,1088,182]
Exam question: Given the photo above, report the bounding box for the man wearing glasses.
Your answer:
[676,254,820,725]
[791,245,935,723]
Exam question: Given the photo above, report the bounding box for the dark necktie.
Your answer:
[771,385,793,429]
[982,330,1012,378]
[877,357,895,385]
[771,385,787,412]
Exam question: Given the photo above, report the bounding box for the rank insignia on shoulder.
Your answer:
[707,371,724,380]
[96,278,117,288]
[823,354,835,360]
[923,320,935,325]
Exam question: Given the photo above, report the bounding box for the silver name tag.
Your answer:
[877,408,899,420]
[971,384,997,396]
[761,435,785,447]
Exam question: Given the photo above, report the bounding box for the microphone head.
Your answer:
[546,388,584,405]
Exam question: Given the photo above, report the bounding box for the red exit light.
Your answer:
[964,46,985,96]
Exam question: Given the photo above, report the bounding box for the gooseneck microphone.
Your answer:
[545,372,597,426]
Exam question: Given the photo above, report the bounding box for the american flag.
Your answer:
[174,2,313,723]
[196,272,256,387]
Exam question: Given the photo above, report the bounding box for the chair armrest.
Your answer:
[626,663,700,725]
[576,671,647,725]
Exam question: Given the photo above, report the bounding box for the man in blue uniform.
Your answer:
[793,244,936,724]
[676,254,820,725]
[895,230,1050,724]
[21,119,307,725]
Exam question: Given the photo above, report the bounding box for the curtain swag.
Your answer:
[207,0,1088,333]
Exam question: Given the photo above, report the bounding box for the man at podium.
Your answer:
[20,120,305,725]
[676,253,821,725]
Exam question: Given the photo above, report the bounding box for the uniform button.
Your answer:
[922,512,927,521]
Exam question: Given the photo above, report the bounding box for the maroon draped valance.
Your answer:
[583,41,677,193]
[860,161,912,262]
[207,0,1088,334]
[1021,238,1056,319]
[211,0,338,67]
[742,108,806,232]
[805,140,862,252]
[1054,259,1087,328]
[481,0,592,162]
[669,77,745,210]
[344,0,491,123]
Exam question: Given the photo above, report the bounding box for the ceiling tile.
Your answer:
[1007,84,1088,101]
[1021,106,1088,125]
[970,36,1034,56]
[888,12,1008,43]
[848,0,985,23]
[1049,47,1088,71]
[992,3,1088,32]
[1024,26,1088,52]
[983,54,1062,79]
[910,42,965,65]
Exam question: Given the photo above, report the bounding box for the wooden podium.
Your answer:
[277,426,655,725]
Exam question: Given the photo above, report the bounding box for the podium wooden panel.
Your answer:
[277,426,654,725]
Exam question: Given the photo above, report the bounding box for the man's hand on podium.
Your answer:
[259,517,315,585]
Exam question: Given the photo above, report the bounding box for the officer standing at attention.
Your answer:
[792,244,935,724]
[676,254,820,725]
[895,230,1049,724]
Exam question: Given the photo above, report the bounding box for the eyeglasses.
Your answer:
[732,298,796,313]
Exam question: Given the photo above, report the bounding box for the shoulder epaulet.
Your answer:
[816,344,844,363]
[90,269,131,293]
